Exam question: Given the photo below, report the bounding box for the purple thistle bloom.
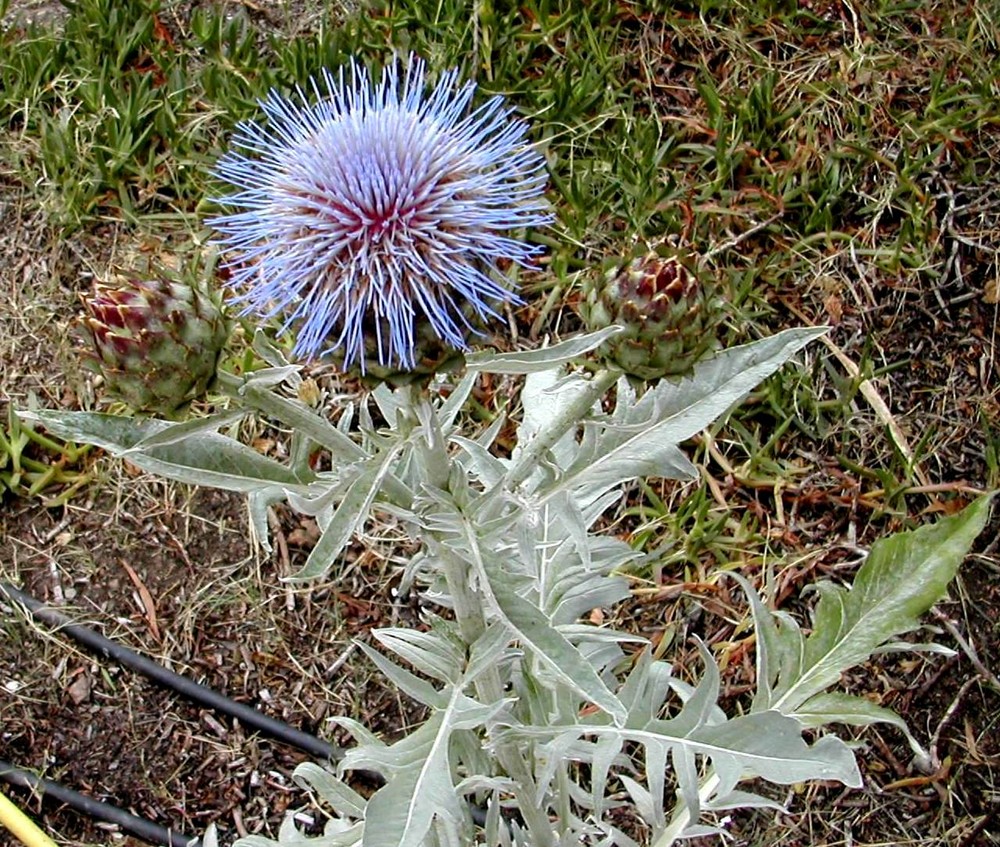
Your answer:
[209,56,552,371]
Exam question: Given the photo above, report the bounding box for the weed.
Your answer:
[0,407,93,506]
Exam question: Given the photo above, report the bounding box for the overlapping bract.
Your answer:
[580,249,724,381]
[81,278,228,415]
[209,57,551,373]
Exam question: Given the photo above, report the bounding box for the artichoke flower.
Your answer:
[579,248,724,381]
[208,57,551,381]
[82,278,229,415]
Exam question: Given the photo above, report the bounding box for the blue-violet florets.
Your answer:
[209,56,551,371]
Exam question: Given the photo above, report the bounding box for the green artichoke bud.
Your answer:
[579,248,724,381]
[81,278,229,415]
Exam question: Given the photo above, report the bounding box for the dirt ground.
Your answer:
[1,75,1000,847]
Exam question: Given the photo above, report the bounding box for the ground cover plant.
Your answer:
[1,0,998,845]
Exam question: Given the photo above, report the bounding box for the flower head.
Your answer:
[209,56,551,372]
[81,278,229,415]
[579,247,724,381]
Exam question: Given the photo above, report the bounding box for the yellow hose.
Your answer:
[0,791,58,847]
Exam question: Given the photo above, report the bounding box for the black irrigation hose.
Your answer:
[0,580,346,847]
[0,581,492,844]
[0,759,200,847]
[0,582,342,763]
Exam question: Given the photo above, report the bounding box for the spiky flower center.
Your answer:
[209,58,551,371]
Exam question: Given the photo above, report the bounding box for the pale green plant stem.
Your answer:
[505,368,619,490]
[435,542,556,847]
[655,770,721,847]
[413,391,557,847]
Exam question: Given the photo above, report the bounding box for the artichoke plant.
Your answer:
[579,247,725,381]
[81,278,229,415]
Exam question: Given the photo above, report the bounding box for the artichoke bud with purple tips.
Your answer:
[580,247,725,381]
[81,278,230,415]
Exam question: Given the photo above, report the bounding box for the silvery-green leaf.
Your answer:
[252,328,291,367]
[356,642,446,710]
[533,733,586,807]
[668,824,725,840]
[665,677,727,728]
[545,328,828,503]
[512,369,594,474]
[465,327,625,374]
[284,471,356,517]
[450,731,503,796]
[202,824,220,847]
[237,381,367,463]
[452,436,509,488]
[872,640,956,657]
[328,717,385,751]
[373,628,465,685]
[702,789,784,812]
[360,688,486,847]
[619,775,656,824]
[323,820,364,839]
[465,622,515,685]
[485,797,514,847]
[590,734,625,815]
[236,364,300,388]
[371,384,403,425]
[561,625,642,682]
[507,710,860,789]
[546,548,634,627]
[615,648,674,724]
[680,714,861,790]
[473,413,507,451]
[749,495,993,714]
[659,642,722,735]
[516,492,634,625]
[616,327,827,437]
[558,624,646,648]
[793,691,925,756]
[580,489,628,529]
[123,408,247,453]
[430,813,469,847]
[24,410,310,491]
[247,485,287,554]
[238,814,364,847]
[293,762,368,819]
[593,824,641,847]
[482,561,627,726]
[437,370,478,432]
[453,775,516,795]
[291,446,403,581]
